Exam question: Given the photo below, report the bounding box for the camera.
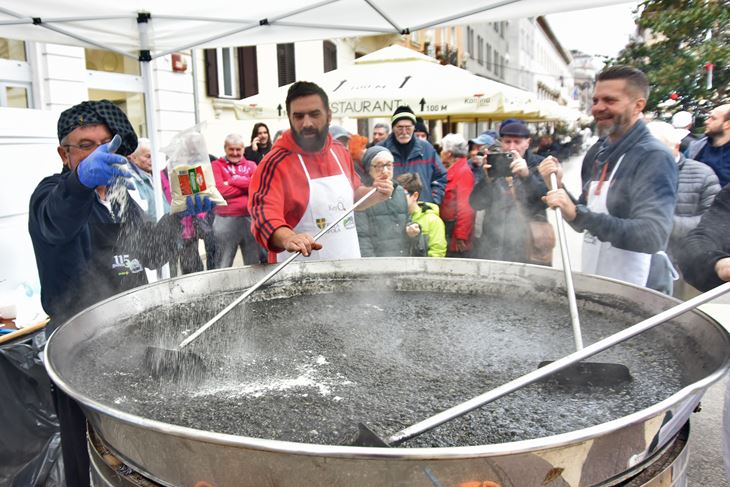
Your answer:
[487,152,514,178]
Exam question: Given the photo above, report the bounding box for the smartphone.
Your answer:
[487,152,514,178]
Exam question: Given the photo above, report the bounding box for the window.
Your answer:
[219,47,238,97]
[494,50,499,75]
[85,48,140,75]
[487,44,492,70]
[0,38,26,61]
[476,36,483,65]
[88,89,146,137]
[323,41,337,73]
[467,27,474,59]
[204,47,258,99]
[0,37,32,108]
[1,85,29,108]
[277,43,296,87]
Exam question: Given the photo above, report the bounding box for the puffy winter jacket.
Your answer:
[380,135,447,204]
[410,202,447,257]
[356,184,417,257]
[669,154,721,257]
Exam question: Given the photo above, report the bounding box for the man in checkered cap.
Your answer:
[28,99,213,487]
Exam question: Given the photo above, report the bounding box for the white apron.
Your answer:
[581,155,652,286]
[277,149,361,262]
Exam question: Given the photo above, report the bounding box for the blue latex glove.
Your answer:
[181,194,215,217]
[77,134,132,189]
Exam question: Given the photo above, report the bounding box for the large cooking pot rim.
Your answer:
[43,259,730,459]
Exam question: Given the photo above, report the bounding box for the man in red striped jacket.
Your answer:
[248,81,392,263]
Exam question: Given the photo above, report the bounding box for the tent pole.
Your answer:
[139,14,170,279]
[191,49,201,125]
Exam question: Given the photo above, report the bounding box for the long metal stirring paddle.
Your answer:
[538,172,631,387]
[145,187,378,375]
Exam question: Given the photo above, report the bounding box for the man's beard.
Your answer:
[705,125,723,139]
[292,124,329,152]
[596,112,629,139]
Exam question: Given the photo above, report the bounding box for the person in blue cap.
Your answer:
[468,131,498,186]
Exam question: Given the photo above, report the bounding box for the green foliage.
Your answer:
[612,0,729,121]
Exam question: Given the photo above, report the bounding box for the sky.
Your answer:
[545,2,640,60]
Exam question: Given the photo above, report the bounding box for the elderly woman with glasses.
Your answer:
[355,146,425,257]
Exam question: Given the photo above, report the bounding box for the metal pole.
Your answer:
[190,49,200,125]
[139,14,170,279]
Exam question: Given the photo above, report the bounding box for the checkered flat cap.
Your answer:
[57,100,138,156]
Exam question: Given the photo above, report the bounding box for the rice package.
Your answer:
[162,123,226,214]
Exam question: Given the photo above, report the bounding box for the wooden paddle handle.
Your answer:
[0,318,49,345]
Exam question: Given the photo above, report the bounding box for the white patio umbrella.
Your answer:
[234,45,541,121]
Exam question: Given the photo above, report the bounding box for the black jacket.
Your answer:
[678,184,730,291]
[28,167,179,331]
[469,150,547,262]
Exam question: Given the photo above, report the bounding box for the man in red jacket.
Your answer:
[212,133,262,267]
[248,81,392,262]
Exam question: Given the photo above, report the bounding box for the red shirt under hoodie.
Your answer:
[212,156,257,217]
[439,157,475,251]
[248,129,361,259]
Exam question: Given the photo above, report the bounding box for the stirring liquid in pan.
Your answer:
[72,288,689,448]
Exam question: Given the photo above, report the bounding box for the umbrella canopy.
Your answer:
[234,45,541,121]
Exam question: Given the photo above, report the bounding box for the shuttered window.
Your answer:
[323,41,337,73]
[204,47,259,99]
[277,43,296,86]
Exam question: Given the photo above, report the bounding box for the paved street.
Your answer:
[556,151,729,485]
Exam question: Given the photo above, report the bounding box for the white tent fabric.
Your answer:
[0,0,622,223]
[234,45,542,121]
[1,1,623,60]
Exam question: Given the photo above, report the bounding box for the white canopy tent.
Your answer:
[234,45,543,122]
[0,0,622,221]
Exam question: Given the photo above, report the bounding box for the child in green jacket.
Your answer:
[396,173,447,257]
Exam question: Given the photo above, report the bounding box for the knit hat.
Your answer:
[361,145,391,173]
[414,118,429,136]
[671,111,693,129]
[499,119,530,138]
[391,105,417,126]
[57,99,138,156]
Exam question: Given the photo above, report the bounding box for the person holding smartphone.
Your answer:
[469,119,550,264]
[244,122,273,164]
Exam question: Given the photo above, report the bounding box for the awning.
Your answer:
[234,45,542,121]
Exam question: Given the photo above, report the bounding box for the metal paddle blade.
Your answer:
[144,346,205,379]
[537,361,632,387]
[351,423,391,447]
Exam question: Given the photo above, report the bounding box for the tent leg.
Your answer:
[139,17,170,279]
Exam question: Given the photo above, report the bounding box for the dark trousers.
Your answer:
[51,383,90,487]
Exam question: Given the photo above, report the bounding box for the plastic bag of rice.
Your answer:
[162,123,226,214]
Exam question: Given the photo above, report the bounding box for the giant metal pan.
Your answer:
[45,258,730,487]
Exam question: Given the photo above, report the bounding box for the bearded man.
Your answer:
[248,81,392,262]
[539,65,677,287]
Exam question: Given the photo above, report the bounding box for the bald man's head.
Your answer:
[705,104,730,140]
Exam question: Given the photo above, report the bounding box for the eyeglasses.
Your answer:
[373,163,393,172]
[393,124,414,133]
[63,139,111,152]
